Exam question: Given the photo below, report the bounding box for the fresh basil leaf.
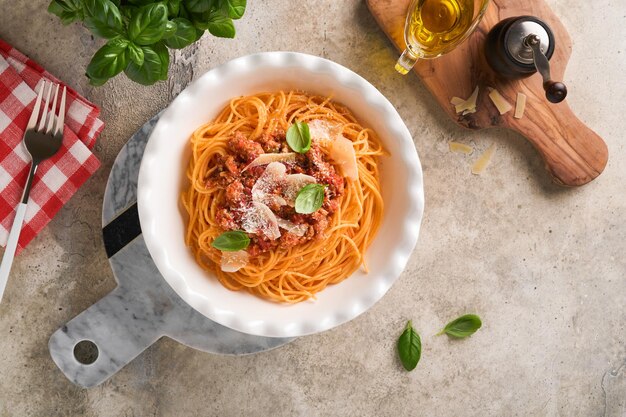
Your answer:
[206,10,235,38]
[120,5,138,23]
[286,121,311,154]
[164,18,197,49]
[128,42,145,66]
[128,0,155,5]
[83,0,124,39]
[295,184,325,214]
[163,20,178,38]
[194,27,205,41]
[110,0,121,7]
[48,0,84,24]
[128,3,169,45]
[397,320,421,371]
[211,231,250,251]
[85,40,129,85]
[167,0,181,16]
[124,42,169,85]
[437,314,482,338]
[185,0,214,13]
[155,42,170,80]
[218,0,245,19]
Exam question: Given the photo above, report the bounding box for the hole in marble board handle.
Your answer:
[73,340,99,365]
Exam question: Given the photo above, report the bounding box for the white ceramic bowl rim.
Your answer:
[137,51,424,338]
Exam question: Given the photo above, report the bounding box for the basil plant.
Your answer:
[48,0,246,86]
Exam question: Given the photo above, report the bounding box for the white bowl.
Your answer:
[137,52,424,338]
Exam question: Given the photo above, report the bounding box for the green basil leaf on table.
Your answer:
[83,0,124,39]
[163,20,178,38]
[167,0,182,17]
[185,0,215,13]
[218,0,246,20]
[295,184,325,214]
[128,3,169,45]
[120,5,138,23]
[127,42,145,66]
[211,231,250,252]
[48,0,84,25]
[85,40,129,85]
[110,0,121,7]
[207,10,235,38]
[397,320,421,371]
[164,18,197,49]
[286,121,311,153]
[124,42,170,85]
[437,314,482,338]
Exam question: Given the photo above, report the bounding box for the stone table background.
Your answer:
[1,0,625,416]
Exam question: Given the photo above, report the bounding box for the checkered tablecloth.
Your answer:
[0,39,103,253]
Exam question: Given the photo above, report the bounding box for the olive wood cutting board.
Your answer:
[367,0,608,186]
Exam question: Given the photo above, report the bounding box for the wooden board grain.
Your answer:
[367,0,608,186]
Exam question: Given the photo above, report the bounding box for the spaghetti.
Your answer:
[181,91,385,303]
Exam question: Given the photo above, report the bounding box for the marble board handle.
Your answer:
[48,285,162,388]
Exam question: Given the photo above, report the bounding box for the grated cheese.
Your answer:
[330,134,358,180]
[487,87,513,115]
[514,93,527,119]
[471,143,496,175]
[241,202,281,240]
[251,162,288,207]
[277,218,308,237]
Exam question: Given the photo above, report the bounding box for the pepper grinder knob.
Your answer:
[524,34,567,103]
[485,16,568,104]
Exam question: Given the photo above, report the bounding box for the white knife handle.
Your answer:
[0,203,28,302]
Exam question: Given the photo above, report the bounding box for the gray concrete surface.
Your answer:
[1,0,625,416]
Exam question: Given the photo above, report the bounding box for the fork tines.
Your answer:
[27,81,67,136]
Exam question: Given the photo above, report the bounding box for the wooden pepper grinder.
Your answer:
[485,16,567,103]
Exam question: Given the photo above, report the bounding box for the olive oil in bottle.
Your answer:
[407,0,474,56]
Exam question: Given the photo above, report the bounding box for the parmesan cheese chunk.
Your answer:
[243,152,296,171]
[308,119,342,146]
[488,87,513,115]
[452,86,479,114]
[241,202,281,240]
[220,250,249,273]
[514,93,527,119]
[471,144,496,175]
[252,162,288,207]
[330,135,358,180]
[449,142,474,154]
[277,218,309,237]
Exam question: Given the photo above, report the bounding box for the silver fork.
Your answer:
[0,81,66,303]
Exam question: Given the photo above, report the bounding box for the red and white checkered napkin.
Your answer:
[0,39,104,253]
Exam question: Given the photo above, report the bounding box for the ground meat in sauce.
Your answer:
[208,130,344,255]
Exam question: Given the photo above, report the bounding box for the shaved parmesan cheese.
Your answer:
[330,135,358,180]
[471,144,496,175]
[220,250,249,272]
[277,218,309,237]
[452,86,479,114]
[308,119,342,146]
[241,202,281,240]
[514,93,527,119]
[252,162,287,207]
[243,152,296,171]
[449,142,473,154]
[283,173,317,206]
[450,97,465,106]
[488,87,512,115]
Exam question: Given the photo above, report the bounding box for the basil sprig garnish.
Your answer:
[295,184,324,214]
[397,320,421,371]
[437,314,482,338]
[211,231,250,251]
[286,121,311,154]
